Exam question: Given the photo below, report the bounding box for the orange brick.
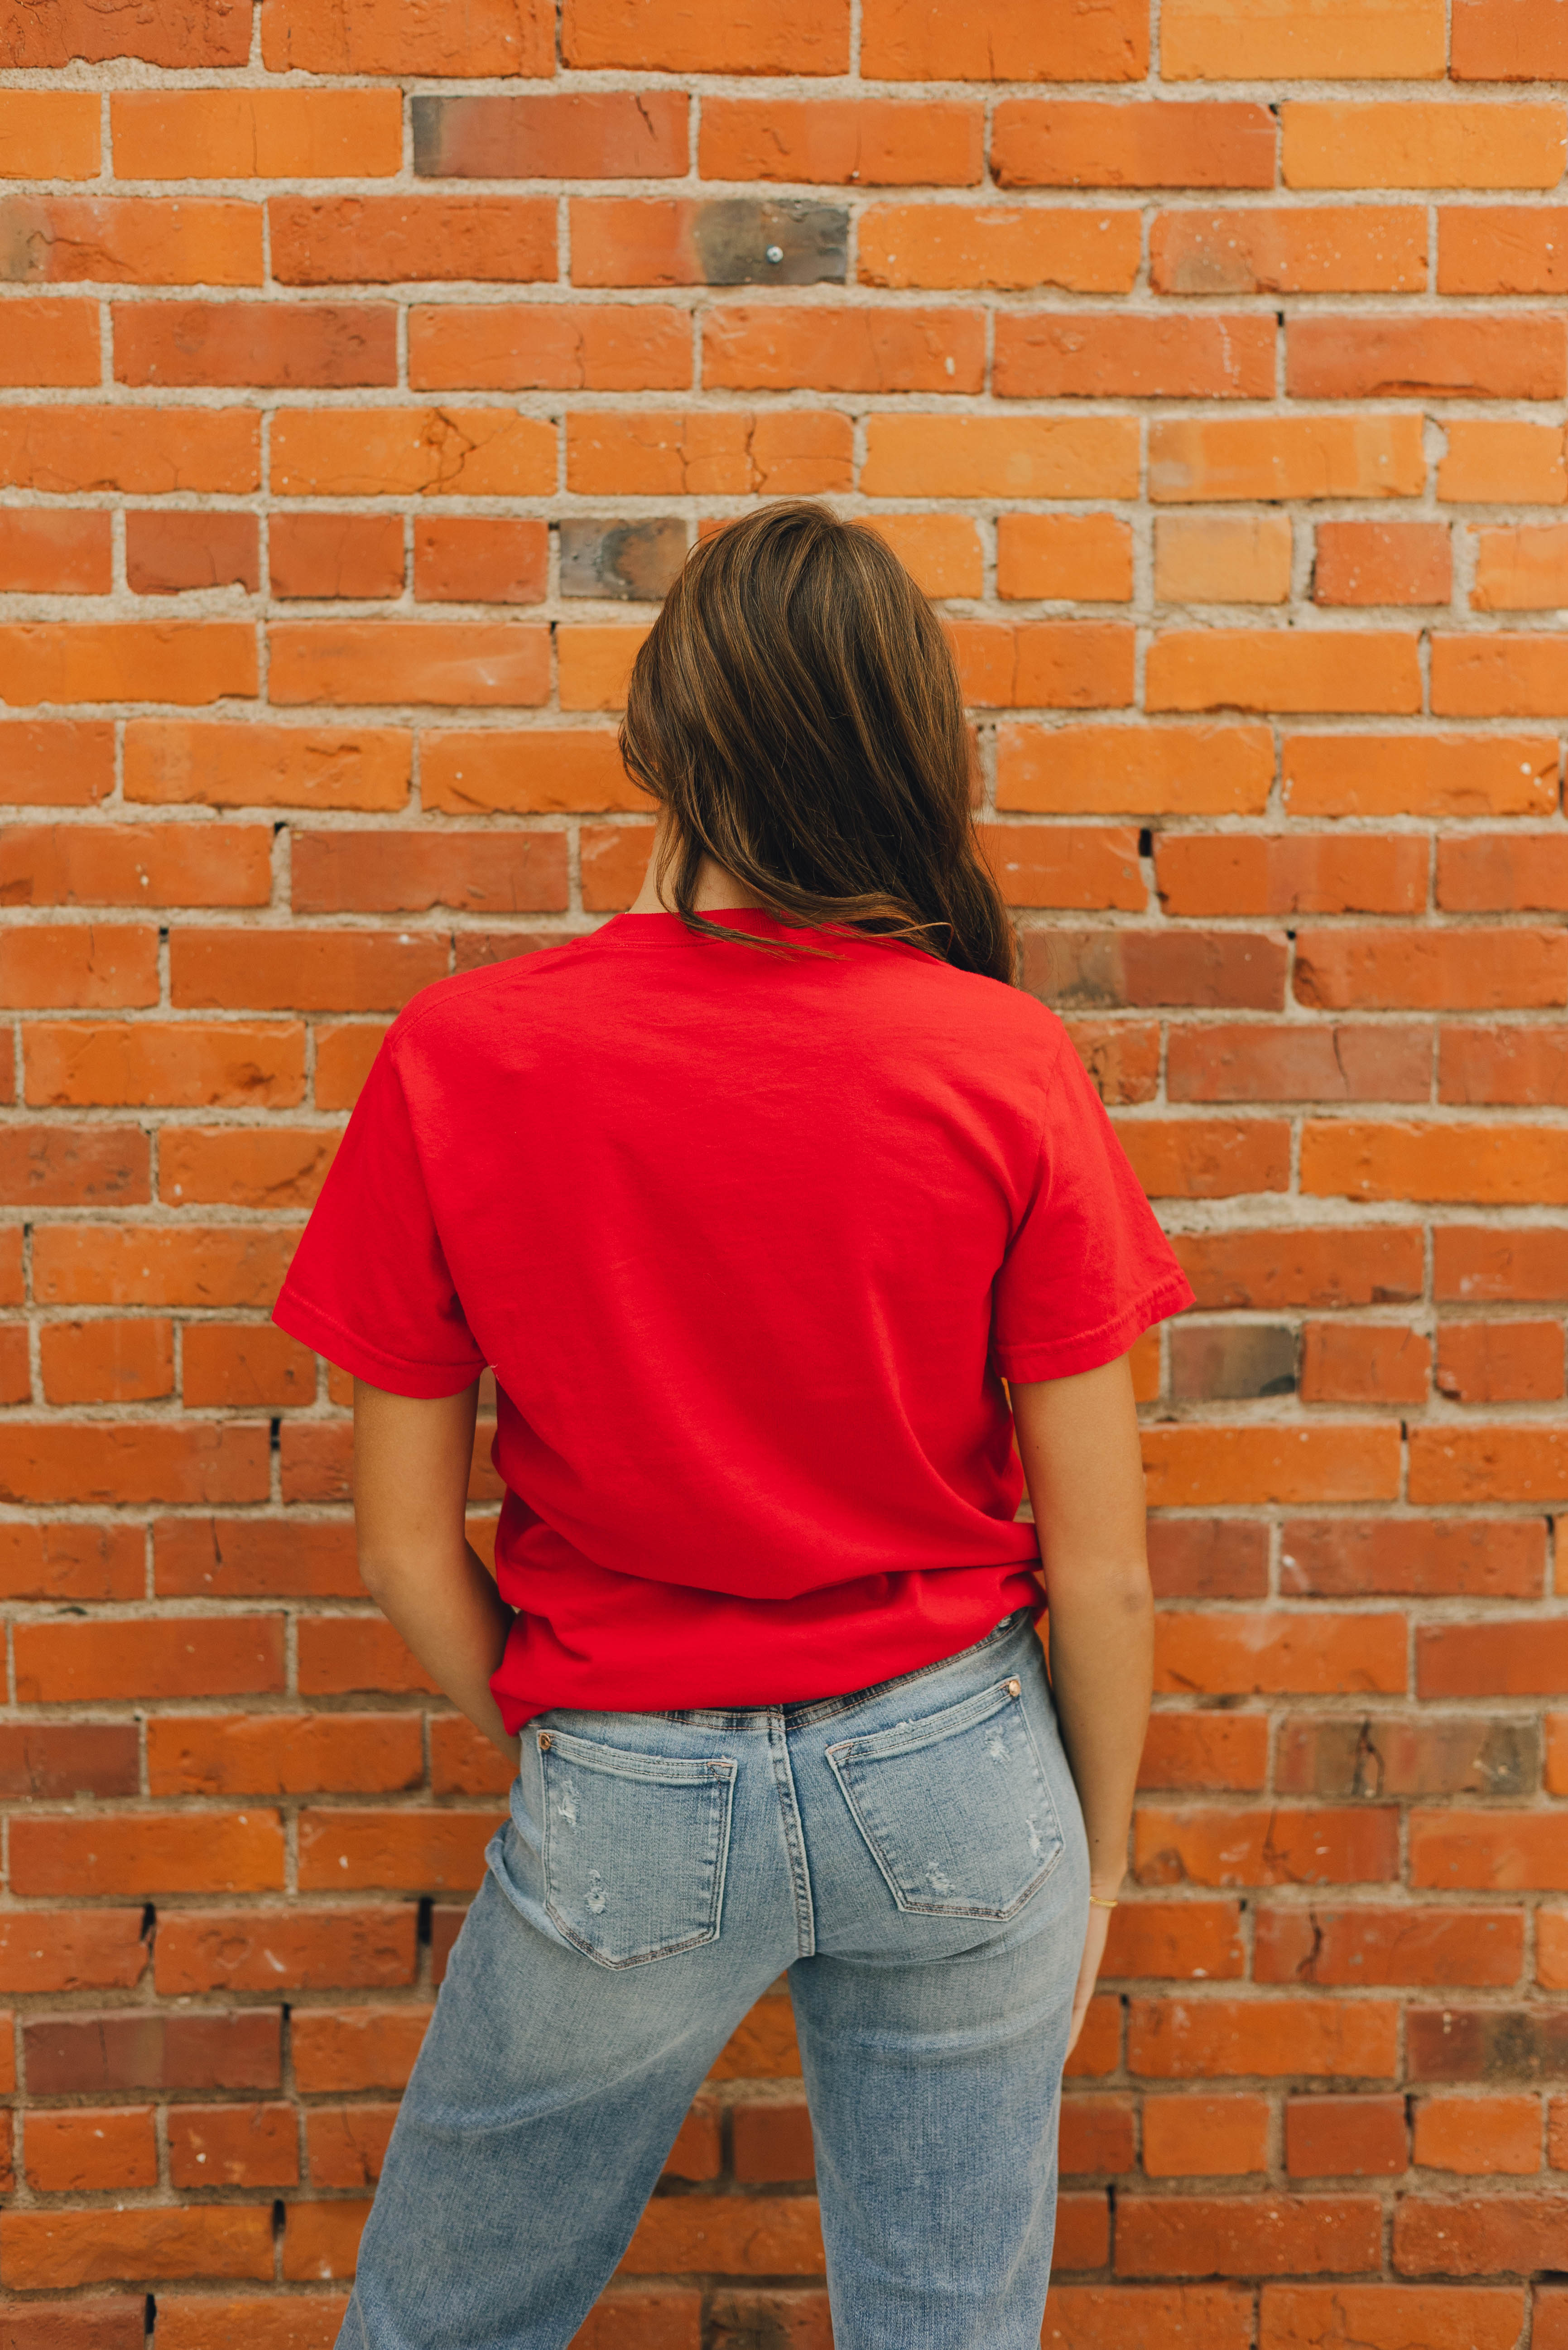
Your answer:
[563,0,848,72]
[271,408,554,499]
[268,623,548,709]
[0,88,99,177]
[1146,631,1422,715]
[1136,1803,1400,1888]
[858,514,982,600]
[115,300,397,391]
[699,98,981,185]
[149,1714,420,1799]
[409,303,691,393]
[271,515,406,600]
[0,718,115,805]
[1414,2095,1541,2176]
[271,195,553,285]
[0,1525,144,1605]
[0,925,158,1010]
[1116,1116,1289,1199]
[421,728,641,815]
[171,929,446,1011]
[994,101,1273,189]
[1436,1321,1563,1403]
[16,1614,284,1705]
[1299,927,1565,1011]
[413,90,686,178]
[1434,633,1568,718]
[858,204,1140,291]
[1410,1810,1568,1890]
[1314,521,1451,607]
[1143,2095,1270,2178]
[297,1809,496,1893]
[1438,421,1568,506]
[10,1808,283,1898]
[1283,732,1558,818]
[1151,205,1426,294]
[1290,315,1565,402]
[0,510,111,595]
[111,90,402,178]
[1300,1323,1431,1405]
[1139,1716,1268,1796]
[1150,416,1425,503]
[1286,2096,1407,2179]
[1440,206,1568,295]
[261,0,553,73]
[413,517,547,605]
[566,410,851,497]
[40,1318,174,1406]
[1164,0,1443,78]
[26,1021,304,1110]
[1440,1024,1568,1105]
[124,721,411,812]
[1141,1425,1401,1507]
[997,313,1273,399]
[159,1126,339,1211]
[1,821,270,908]
[280,2200,371,2284]
[998,723,1272,815]
[702,305,983,393]
[154,1907,415,1996]
[1259,2286,1525,2350]
[2,298,100,395]
[977,822,1142,910]
[861,0,1145,78]
[2,196,263,285]
[1472,525,1568,612]
[863,415,1137,500]
[1102,1902,1246,1983]
[1129,1998,1399,2081]
[995,515,1131,602]
[1161,836,1423,917]
[1175,1228,1421,1311]
[1284,101,1567,188]
[0,622,255,707]
[1155,515,1292,606]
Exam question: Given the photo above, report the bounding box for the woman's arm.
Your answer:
[353,1377,520,1767]
[1010,1351,1153,2053]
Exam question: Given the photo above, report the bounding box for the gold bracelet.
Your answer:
[1087,1894,1119,1910]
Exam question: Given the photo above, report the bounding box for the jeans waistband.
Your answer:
[632,1608,1036,1736]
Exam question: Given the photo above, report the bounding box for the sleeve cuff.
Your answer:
[994,1270,1195,1386]
[272,1286,485,1401]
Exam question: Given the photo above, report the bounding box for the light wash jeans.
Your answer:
[337,1607,1090,2350]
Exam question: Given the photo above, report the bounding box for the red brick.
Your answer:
[1135,1804,1399,1888]
[708,1992,801,2080]
[23,2009,280,2098]
[32,1224,295,1307]
[291,2008,433,2097]
[37,1314,170,1404]
[2,821,270,907]
[1147,1520,1269,1601]
[1439,835,1568,915]
[290,831,567,915]
[1139,1715,1268,1793]
[1314,521,1452,605]
[861,0,1147,80]
[1304,1122,1568,1205]
[11,1810,283,1897]
[1281,1518,1543,1600]
[1067,1020,1162,1109]
[1117,2194,1383,2278]
[0,1421,271,1510]
[1286,2095,1406,2178]
[1395,2196,1568,2278]
[161,1123,338,1214]
[15,1614,283,1704]
[1151,205,1426,294]
[1259,2284,1526,2348]
[414,90,683,179]
[0,1723,140,1801]
[1440,1026,1568,1106]
[1158,834,1424,917]
[271,515,405,600]
[24,2108,159,2195]
[413,517,547,604]
[0,1910,149,1995]
[148,1713,422,1797]
[1142,2094,1270,2177]
[261,0,553,73]
[1176,1227,1422,1311]
[1412,1812,1568,1892]
[1436,1320,1563,1403]
[115,302,397,392]
[306,2104,399,2190]
[1025,928,1287,1012]
[0,925,158,1010]
[169,928,445,1011]
[297,1808,497,1893]
[1169,1023,1431,1105]
[168,2103,298,2190]
[0,510,111,594]
[573,2290,703,2350]
[1101,1902,1246,1983]
[431,1716,514,1796]
[700,98,980,185]
[1047,2287,1255,2350]
[1409,1424,1568,1502]
[153,2300,348,2350]
[154,1907,416,1996]
[1058,2095,1136,2177]
[126,509,259,596]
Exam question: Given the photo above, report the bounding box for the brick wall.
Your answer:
[2,0,1566,2341]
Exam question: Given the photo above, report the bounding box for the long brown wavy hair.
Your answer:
[618,501,1017,985]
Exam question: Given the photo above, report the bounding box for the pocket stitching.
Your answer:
[540,1742,737,1970]
[826,1687,1065,1921]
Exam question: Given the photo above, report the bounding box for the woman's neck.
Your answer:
[628,818,761,916]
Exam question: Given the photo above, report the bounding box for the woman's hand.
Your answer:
[1065,1898,1116,2058]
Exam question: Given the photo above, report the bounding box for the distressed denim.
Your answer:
[337,1607,1090,2350]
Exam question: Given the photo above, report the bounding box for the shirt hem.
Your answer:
[272,1286,484,1400]
[994,1269,1195,1385]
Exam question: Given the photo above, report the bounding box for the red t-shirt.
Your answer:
[273,909,1192,1731]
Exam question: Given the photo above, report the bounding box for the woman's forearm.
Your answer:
[366,1538,519,1762]
[1044,1575,1153,1894]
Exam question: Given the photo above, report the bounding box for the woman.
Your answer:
[273,501,1193,2350]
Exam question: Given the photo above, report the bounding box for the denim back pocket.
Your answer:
[825,1679,1063,1920]
[537,1726,736,1968]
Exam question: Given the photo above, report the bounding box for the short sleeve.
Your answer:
[991,1032,1194,1384]
[271,1032,486,1398]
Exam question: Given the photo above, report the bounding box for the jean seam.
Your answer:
[769,1707,817,1959]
